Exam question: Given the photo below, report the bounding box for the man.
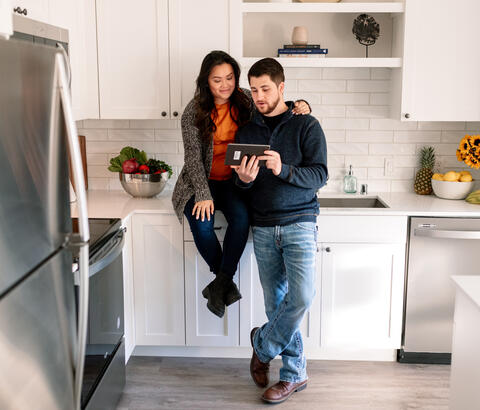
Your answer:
[232,58,328,404]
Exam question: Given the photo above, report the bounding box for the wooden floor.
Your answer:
[116,356,450,409]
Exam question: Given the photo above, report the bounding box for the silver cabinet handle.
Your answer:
[414,228,480,240]
[55,52,89,410]
[325,247,331,252]
[161,111,167,117]
[404,113,410,119]
[173,111,179,117]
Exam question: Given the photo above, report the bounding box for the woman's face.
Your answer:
[208,63,236,105]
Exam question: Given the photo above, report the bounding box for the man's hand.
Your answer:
[232,155,259,183]
[258,150,282,176]
[192,200,214,222]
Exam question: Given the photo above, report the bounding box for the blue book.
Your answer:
[278,48,328,54]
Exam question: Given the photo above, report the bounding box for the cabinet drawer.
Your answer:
[317,215,408,243]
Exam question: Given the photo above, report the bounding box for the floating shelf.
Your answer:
[240,57,402,68]
[242,2,405,14]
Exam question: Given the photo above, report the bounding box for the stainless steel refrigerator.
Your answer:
[0,37,89,409]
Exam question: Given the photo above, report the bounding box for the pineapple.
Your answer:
[414,146,436,195]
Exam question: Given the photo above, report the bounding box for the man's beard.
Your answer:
[257,95,280,115]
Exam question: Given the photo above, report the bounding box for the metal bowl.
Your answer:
[119,172,168,198]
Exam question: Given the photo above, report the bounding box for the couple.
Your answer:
[172,51,328,404]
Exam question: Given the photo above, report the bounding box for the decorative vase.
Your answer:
[291,26,308,46]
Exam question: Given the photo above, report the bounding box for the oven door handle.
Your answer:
[89,229,126,277]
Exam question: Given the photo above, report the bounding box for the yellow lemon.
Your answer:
[454,172,461,181]
[432,173,444,181]
[460,174,473,182]
[460,170,472,176]
[443,171,458,181]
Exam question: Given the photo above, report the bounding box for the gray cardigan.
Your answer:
[172,88,252,223]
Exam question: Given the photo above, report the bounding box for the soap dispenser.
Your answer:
[344,165,357,194]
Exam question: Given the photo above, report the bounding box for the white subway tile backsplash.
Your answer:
[323,118,369,130]
[84,69,469,193]
[394,131,441,143]
[322,93,369,105]
[347,80,390,93]
[78,129,108,141]
[322,68,370,80]
[83,119,129,129]
[346,130,393,143]
[346,106,389,119]
[417,122,466,131]
[369,93,390,106]
[298,80,346,93]
[108,129,154,141]
[370,68,391,80]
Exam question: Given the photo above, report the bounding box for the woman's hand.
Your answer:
[192,200,214,222]
[292,100,311,115]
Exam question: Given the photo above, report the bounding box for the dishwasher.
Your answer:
[399,217,480,364]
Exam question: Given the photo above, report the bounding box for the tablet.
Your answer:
[224,143,270,166]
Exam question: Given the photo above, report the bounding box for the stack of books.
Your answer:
[277,44,328,58]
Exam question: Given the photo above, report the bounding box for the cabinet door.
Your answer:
[168,0,229,116]
[13,0,49,22]
[239,243,321,348]
[397,0,480,121]
[184,242,239,346]
[96,0,170,119]
[49,0,99,120]
[132,214,185,345]
[320,243,405,349]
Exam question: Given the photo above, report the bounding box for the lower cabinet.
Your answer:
[184,241,240,346]
[132,214,185,345]
[319,242,405,349]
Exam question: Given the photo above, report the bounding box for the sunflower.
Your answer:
[465,155,480,169]
[456,149,467,162]
[459,135,472,154]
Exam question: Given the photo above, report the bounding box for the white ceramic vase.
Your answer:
[291,26,308,45]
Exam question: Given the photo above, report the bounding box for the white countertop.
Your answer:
[452,276,480,310]
[71,189,480,220]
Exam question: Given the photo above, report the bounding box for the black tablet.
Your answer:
[224,143,270,166]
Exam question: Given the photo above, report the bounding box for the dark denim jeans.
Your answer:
[183,179,250,278]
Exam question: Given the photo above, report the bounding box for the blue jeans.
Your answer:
[183,179,250,278]
[251,222,317,383]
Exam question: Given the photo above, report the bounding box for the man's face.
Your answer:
[249,75,284,116]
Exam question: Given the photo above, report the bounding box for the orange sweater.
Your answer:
[209,102,238,181]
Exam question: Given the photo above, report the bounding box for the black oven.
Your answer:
[73,218,126,409]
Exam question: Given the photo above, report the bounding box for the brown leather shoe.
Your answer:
[262,379,308,404]
[250,327,269,388]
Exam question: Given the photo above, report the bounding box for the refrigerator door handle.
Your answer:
[414,228,480,240]
[55,52,89,410]
[56,43,71,89]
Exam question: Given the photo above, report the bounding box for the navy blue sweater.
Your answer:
[235,102,328,227]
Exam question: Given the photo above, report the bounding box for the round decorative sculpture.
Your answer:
[352,14,380,57]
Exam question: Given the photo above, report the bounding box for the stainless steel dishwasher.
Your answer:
[399,217,480,364]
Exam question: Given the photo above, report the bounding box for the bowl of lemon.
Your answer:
[431,171,474,199]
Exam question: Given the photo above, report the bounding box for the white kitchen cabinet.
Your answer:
[121,216,135,362]
[49,0,99,120]
[184,242,240,347]
[320,242,405,349]
[96,0,170,119]
[12,0,49,23]
[132,214,185,346]
[317,215,407,350]
[238,243,321,349]
[96,0,228,119]
[392,0,480,121]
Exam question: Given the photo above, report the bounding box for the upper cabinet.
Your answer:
[96,0,229,119]
[49,0,99,120]
[12,0,49,22]
[391,0,480,122]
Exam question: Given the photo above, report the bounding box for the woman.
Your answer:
[172,51,310,318]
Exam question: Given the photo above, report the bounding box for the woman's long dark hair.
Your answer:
[194,51,251,142]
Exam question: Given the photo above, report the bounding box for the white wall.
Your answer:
[78,67,480,193]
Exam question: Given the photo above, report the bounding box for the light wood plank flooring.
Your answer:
[116,356,450,409]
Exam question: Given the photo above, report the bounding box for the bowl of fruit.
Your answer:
[108,146,172,198]
[431,170,474,200]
